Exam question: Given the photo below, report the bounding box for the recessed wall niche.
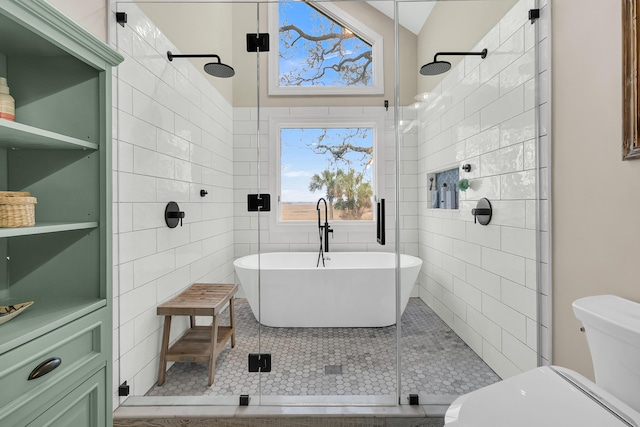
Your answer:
[428,167,459,210]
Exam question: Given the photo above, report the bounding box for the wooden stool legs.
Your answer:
[208,315,219,386]
[229,298,236,348]
[156,295,237,387]
[157,316,172,386]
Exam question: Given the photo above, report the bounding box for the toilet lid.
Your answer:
[445,366,640,427]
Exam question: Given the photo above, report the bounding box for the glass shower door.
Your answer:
[397,0,544,405]
[254,0,399,404]
[114,0,261,405]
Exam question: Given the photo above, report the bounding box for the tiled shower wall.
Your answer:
[414,0,549,379]
[112,4,236,403]
[233,107,420,262]
[108,0,550,407]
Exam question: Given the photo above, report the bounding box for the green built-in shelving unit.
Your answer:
[0,1,122,426]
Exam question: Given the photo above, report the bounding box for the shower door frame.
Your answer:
[254,0,400,406]
[111,0,551,409]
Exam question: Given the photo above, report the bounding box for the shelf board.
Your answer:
[0,221,98,238]
[0,120,98,150]
[0,297,106,355]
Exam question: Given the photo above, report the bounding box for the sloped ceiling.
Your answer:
[367,1,435,34]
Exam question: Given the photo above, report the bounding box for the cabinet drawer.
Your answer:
[28,368,106,427]
[0,310,105,424]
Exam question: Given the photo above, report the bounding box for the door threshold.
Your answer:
[115,394,455,421]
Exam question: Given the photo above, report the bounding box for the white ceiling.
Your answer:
[366,1,435,34]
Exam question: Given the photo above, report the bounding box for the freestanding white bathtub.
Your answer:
[233,252,422,328]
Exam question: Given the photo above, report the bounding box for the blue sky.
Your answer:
[281,127,373,203]
[277,3,375,203]
[278,1,372,87]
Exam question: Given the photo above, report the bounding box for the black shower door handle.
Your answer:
[377,199,385,245]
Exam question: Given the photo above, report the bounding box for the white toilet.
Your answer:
[445,295,640,426]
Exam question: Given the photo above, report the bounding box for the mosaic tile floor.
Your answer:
[146,298,500,397]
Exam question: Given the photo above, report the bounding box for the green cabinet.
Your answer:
[0,1,122,426]
[28,368,107,427]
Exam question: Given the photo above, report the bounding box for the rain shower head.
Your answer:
[420,48,487,76]
[204,60,235,78]
[420,60,451,76]
[167,51,235,78]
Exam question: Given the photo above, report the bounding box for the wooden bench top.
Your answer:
[157,283,238,317]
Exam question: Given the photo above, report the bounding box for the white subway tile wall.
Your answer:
[109,0,551,406]
[415,0,548,378]
[232,106,406,259]
[113,4,236,403]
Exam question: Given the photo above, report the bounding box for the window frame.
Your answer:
[268,1,384,96]
[268,113,386,233]
[623,0,640,159]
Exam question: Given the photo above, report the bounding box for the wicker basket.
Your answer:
[0,192,37,227]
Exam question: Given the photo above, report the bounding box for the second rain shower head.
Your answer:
[167,51,235,78]
[420,48,488,76]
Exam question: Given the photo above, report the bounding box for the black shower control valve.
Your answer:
[200,189,208,197]
[165,201,185,228]
[472,208,491,218]
[462,164,472,172]
[472,198,492,226]
[167,211,185,226]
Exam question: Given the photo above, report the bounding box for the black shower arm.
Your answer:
[167,51,221,62]
[433,49,488,62]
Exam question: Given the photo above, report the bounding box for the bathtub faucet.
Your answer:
[316,198,333,253]
[316,198,333,267]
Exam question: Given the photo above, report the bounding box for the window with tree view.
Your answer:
[269,1,383,95]
[280,127,374,222]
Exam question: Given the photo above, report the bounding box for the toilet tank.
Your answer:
[573,295,640,413]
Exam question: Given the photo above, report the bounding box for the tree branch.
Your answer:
[279,19,372,86]
[280,24,354,43]
[312,143,372,160]
[284,51,372,86]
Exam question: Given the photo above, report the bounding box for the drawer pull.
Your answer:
[28,357,62,380]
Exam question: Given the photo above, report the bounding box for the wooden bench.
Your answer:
[156,283,238,386]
